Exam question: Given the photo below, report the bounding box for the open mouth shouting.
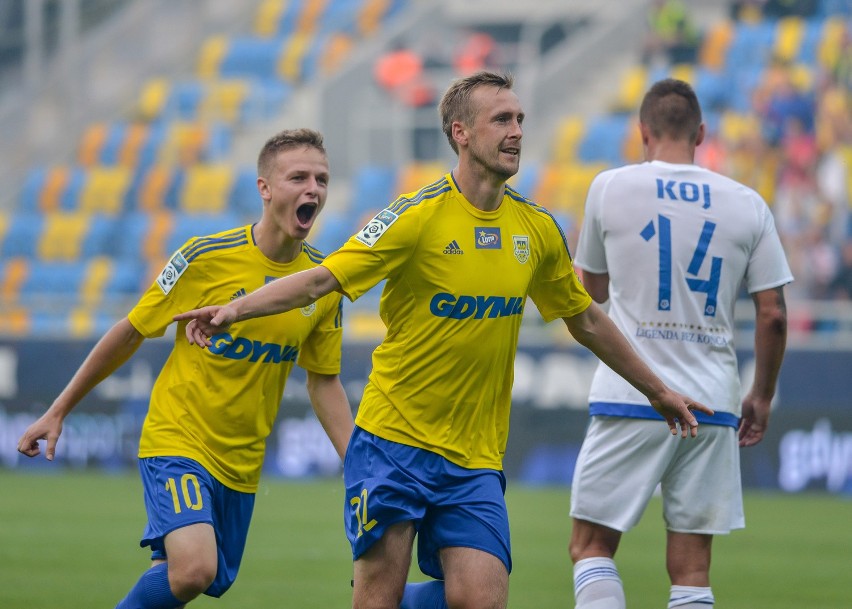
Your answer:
[296,202,318,228]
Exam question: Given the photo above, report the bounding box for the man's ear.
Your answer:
[451,121,467,149]
[257,176,270,201]
[695,122,706,147]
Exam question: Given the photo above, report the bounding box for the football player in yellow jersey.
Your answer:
[16,129,354,609]
[175,73,712,609]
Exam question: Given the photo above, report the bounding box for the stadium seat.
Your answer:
[179,164,234,213]
[37,212,90,261]
[351,165,398,214]
[577,115,631,166]
[1,214,43,258]
[18,167,48,212]
[79,166,132,214]
[229,167,262,216]
[165,211,244,256]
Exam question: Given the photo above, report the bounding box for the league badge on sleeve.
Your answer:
[156,251,189,294]
[356,209,399,248]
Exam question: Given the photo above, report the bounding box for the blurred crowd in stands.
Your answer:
[373,0,852,307]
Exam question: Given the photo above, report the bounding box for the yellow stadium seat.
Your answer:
[775,16,804,63]
[255,0,286,37]
[197,36,229,79]
[119,123,149,167]
[0,211,7,245]
[201,81,249,122]
[144,210,175,266]
[39,167,70,213]
[159,122,208,166]
[278,33,311,81]
[320,33,354,76]
[552,116,585,164]
[358,0,390,37]
[79,257,113,306]
[396,162,446,196]
[670,64,695,84]
[38,211,89,261]
[0,307,30,336]
[1,258,29,304]
[614,66,647,112]
[68,307,95,338]
[180,164,234,213]
[295,0,327,35]
[78,123,109,167]
[137,78,170,121]
[139,166,172,211]
[80,166,131,214]
[699,20,734,70]
[818,18,846,72]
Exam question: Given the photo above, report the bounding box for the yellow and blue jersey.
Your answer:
[128,225,343,492]
[323,173,591,470]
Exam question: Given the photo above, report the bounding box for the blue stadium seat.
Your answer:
[99,123,127,165]
[1,214,43,257]
[310,212,356,254]
[114,212,151,260]
[80,214,121,258]
[19,167,48,212]
[106,257,148,297]
[166,211,243,255]
[351,166,397,215]
[163,82,204,120]
[229,167,262,216]
[219,38,284,80]
[20,261,87,300]
[577,115,630,165]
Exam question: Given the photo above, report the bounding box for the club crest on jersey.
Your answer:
[512,235,530,263]
[300,303,317,316]
[475,227,501,249]
[156,251,189,294]
[356,209,398,248]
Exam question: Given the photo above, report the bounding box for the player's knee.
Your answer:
[168,557,218,599]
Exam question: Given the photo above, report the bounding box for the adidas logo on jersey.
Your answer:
[230,288,247,301]
[443,240,464,255]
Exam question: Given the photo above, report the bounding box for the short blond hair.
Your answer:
[439,71,514,154]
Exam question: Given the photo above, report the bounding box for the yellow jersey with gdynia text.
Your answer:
[128,225,343,493]
[322,173,591,470]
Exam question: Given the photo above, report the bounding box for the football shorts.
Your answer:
[344,426,511,579]
[138,456,255,597]
[570,417,744,534]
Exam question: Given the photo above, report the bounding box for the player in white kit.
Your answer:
[569,79,793,609]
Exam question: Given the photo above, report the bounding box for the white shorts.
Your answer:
[570,417,744,534]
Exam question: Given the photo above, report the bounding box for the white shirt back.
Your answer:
[575,160,793,419]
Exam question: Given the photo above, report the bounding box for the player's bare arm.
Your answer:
[562,301,713,438]
[739,286,787,447]
[17,318,145,460]
[174,266,341,347]
[306,371,354,461]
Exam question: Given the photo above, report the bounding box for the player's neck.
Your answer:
[451,167,506,212]
[251,222,302,264]
[646,140,696,165]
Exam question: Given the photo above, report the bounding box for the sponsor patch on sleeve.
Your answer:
[156,251,189,295]
[355,209,398,248]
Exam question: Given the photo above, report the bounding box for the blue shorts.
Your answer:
[138,456,255,597]
[343,427,511,579]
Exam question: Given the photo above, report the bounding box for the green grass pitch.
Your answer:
[1,470,848,608]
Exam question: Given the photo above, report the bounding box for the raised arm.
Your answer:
[174,266,341,347]
[562,302,714,437]
[739,286,787,447]
[17,317,145,460]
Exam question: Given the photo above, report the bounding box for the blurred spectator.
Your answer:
[453,30,499,75]
[374,42,435,107]
[762,0,819,18]
[829,242,852,300]
[641,0,701,65]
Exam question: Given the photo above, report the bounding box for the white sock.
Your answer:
[573,557,625,609]
[668,585,714,608]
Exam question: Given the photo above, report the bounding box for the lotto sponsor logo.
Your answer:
[208,333,299,363]
[429,292,524,319]
[475,227,501,249]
